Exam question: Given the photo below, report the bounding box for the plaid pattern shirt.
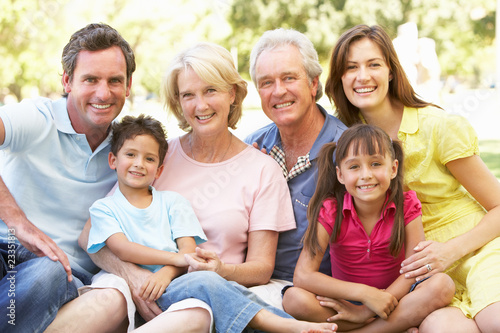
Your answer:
[269,145,312,181]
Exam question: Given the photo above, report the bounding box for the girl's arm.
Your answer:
[185,230,278,287]
[385,215,425,299]
[106,233,189,267]
[293,223,398,319]
[401,155,500,280]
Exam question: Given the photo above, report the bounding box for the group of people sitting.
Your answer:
[0,22,499,333]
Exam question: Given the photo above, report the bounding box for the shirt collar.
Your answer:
[53,97,113,152]
[342,191,395,220]
[399,107,419,135]
[309,104,345,160]
[52,97,78,134]
[358,107,419,135]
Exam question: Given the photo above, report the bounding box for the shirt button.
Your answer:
[367,249,370,252]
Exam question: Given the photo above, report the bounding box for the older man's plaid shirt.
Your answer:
[269,145,311,181]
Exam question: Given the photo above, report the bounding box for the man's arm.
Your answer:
[79,219,184,321]
[0,116,72,280]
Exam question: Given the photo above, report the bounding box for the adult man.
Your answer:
[0,23,135,332]
[245,28,347,310]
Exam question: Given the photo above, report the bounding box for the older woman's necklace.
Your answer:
[190,133,233,163]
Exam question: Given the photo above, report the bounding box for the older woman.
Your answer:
[324,24,500,333]
[81,42,337,333]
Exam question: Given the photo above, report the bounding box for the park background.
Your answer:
[1,0,499,179]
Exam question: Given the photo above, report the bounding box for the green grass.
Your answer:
[479,140,500,181]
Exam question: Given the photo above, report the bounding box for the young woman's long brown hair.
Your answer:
[303,124,406,257]
[325,24,440,127]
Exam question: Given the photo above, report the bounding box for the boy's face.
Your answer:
[109,134,163,190]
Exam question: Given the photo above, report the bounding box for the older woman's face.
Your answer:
[341,38,393,115]
[177,67,235,136]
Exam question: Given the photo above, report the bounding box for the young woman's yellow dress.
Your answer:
[397,106,500,318]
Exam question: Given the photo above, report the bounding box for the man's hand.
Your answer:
[251,142,268,154]
[15,217,72,281]
[0,176,72,280]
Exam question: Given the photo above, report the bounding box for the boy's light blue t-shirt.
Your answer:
[88,186,207,273]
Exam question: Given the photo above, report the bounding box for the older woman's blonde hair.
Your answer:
[161,42,248,131]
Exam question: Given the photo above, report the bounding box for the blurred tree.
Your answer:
[0,0,68,101]
[0,0,495,101]
[227,0,496,85]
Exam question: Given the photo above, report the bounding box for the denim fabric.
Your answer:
[156,271,293,333]
[0,242,88,333]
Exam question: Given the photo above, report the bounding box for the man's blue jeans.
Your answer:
[0,242,87,333]
[156,271,292,333]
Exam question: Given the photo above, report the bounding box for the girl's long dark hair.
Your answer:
[304,124,406,257]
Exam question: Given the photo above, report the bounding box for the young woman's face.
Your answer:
[109,134,163,191]
[341,38,393,114]
[336,143,398,208]
[177,67,235,138]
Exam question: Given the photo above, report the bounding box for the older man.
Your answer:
[0,23,135,332]
[245,28,347,310]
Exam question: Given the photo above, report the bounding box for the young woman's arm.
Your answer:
[106,233,191,267]
[401,155,500,280]
[293,223,398,319]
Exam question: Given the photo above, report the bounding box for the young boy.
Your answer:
[87,114,207,304]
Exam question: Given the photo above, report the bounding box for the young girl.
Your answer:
[282,124,455,332]
[325,24,500,332]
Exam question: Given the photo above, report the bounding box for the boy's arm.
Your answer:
[140,236,198,302]
[176,236,198,256]
[106,232,188,267]
[78,219,182,321]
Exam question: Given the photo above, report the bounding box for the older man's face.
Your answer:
[254,44,318,128]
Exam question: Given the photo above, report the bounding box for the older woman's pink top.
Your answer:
[153,137,296,265]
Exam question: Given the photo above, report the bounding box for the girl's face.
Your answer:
[109,134,163,191]
[336,143,398,208]
[341,38,393,114]
[177,67,235,138]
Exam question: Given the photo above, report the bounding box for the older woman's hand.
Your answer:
[400,240,458,281]
[185,247,232,277]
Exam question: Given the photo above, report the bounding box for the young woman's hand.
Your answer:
[140,268,172,302]
[400,240,457,281]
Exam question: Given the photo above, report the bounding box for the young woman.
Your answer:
[324,24,500,332]
[282,124,454,332]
